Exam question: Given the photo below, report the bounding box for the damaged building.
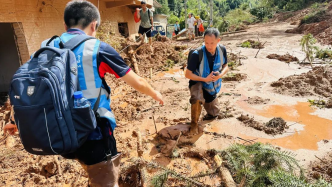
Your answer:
[0,0,157,93]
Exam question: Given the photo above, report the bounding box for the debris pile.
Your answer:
[308,153,332,183]
[267,53,299,63]
[245,96,270,105]
[223,73,247,82]
[271,66,332,97]
[284,3,332,45]
[240,40,264,49]
[265,117,289,135]
[237,115,289,135]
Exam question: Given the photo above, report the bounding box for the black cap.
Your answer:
[141,1,146,4]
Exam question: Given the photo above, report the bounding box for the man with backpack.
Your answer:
[185,28,229,135]
[8,1,163,186]
[137,1,154,45]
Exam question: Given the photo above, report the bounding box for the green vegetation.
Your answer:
[220,143,304,186]
[300,33,318,67]
[300,10,326,25]
[315,48,332,59]
[241,41,252,48]
[308,99,326,108]
[157,0,328,34]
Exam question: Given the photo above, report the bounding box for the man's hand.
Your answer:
[151,26,154,31]
[153,91,164,105]
[204,72,215,82]
[4,122,18,135]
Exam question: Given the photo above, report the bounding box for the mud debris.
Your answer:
[245,96,270,105]
[240,40,264,49]
[271,66,332,98]
[223,73,247,82]
[237,115,289,135]
[308,153,332,182]
[267,53,299,63]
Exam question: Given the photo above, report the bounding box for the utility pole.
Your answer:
[185,0,187,29]
[210,0,213,27]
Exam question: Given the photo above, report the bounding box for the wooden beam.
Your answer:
[105,0,152,8]
[105,0,137,8]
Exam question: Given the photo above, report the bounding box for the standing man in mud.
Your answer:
[137,1,153,45]
[4,1,163,186]
[187,13,196,40]
[185,28,229,135]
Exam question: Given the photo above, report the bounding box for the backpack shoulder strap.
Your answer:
[64,35,95,50]
[218,44,226,54]
[197,47,203,63]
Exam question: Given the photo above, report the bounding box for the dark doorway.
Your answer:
[0,23,21,92]
[118,22,129,38]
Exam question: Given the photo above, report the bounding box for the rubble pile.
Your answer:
[271,66,332,97]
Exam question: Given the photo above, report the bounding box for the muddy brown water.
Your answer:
[238,102,332,150]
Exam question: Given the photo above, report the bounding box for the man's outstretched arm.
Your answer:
[121,71,163,105]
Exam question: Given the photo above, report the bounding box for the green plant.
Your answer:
[241,41,251,48]
[300,33,318,67]
[315,48,332,59]
[311,2,320,11]
[219,143,304,186]
[308,99,326,108]
[268,170,332,187]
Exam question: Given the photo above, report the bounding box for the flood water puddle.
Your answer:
[156,68,184,78]
[240,102,332,150]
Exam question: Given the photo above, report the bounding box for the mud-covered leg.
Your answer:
[189,83,204,135]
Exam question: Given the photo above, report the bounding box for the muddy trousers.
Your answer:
[189,82,220,117]
[80,153,122,187]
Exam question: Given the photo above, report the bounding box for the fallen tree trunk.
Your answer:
[214,155,237,187]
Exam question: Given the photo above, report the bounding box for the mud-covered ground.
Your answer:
[1,14,332,186]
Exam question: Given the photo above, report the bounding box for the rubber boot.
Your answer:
[83,153,122,187]
[189,100,202,135]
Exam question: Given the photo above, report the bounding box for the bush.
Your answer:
[220,143,304,186]
[241,41,251,48]
[315,48,332,59]
[224,8,255,28]
[300,10,325,25]
[250,7,273,20]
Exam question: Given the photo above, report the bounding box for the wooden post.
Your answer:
[133,130,147,187]
[214,155,237,187]
[128,46,140,75]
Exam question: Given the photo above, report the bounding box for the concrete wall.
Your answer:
[0,23,21,92]
[0,0,142,58]
[153,14,168,31]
